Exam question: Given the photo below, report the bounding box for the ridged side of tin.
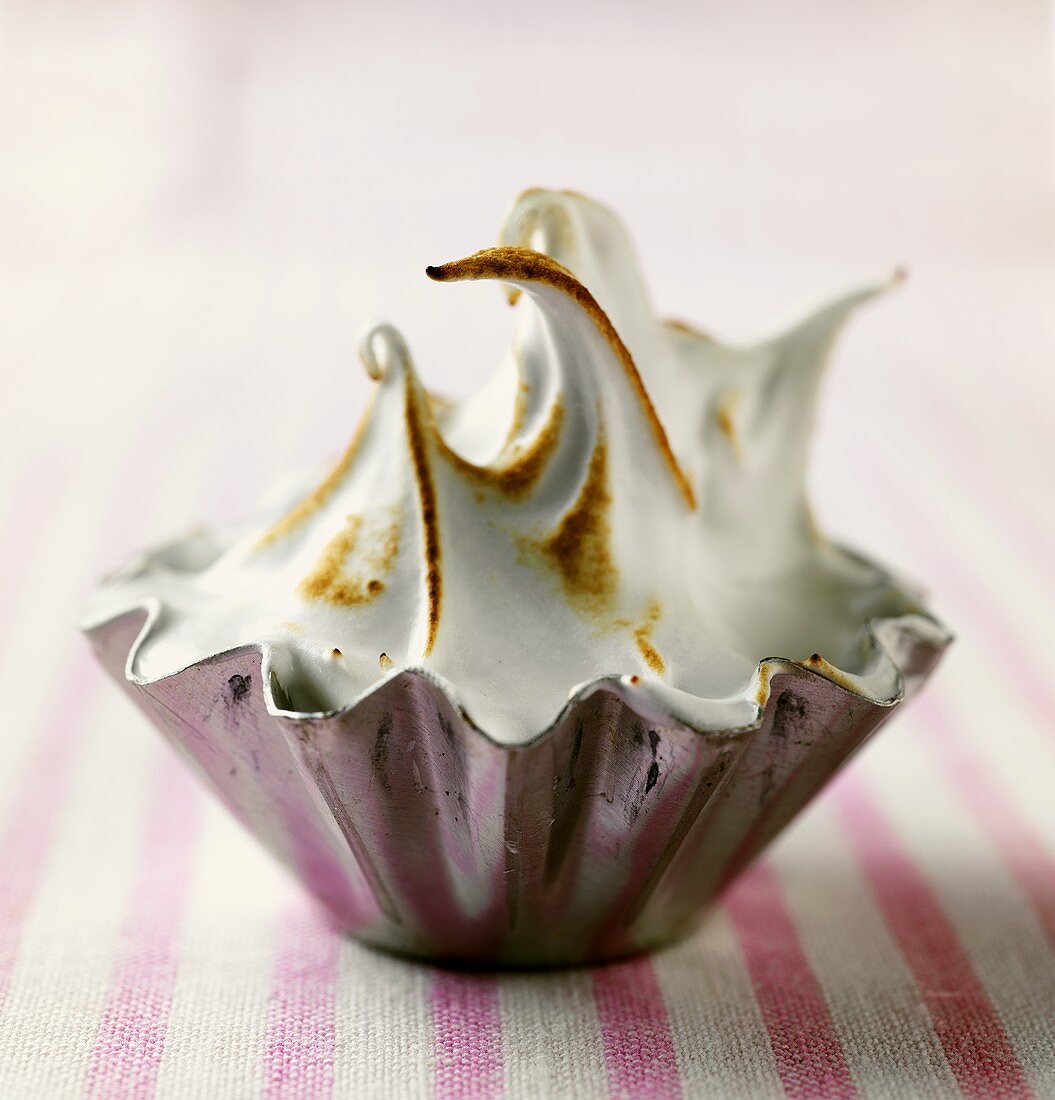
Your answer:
[88,608,946,966]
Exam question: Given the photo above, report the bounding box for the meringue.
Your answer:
[80,189,936,745]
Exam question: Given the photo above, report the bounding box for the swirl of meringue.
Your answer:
[80,189,937,744]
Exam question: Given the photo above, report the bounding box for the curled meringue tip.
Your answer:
[498,188,571,251]
[425,247,578,288]
[425,257,475,283]
[357,321,413,383]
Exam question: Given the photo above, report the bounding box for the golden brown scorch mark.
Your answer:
[403,381,442,656]
[298,513,399,607]
[425,248,696,510]
[256,402,373,549]
[800,652,859,693]
[503,377,530,450]
[537,432,617,614]
[664,317,716,343]
[756,664,771,707]
[442,396,565,500]
[715,390,742,460]
[634,601,666,674]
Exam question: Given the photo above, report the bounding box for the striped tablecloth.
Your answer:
[3,256,1053,1100]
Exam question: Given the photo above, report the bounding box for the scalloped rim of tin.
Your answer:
[80,545,952,751]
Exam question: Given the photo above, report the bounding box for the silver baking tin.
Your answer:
[85,606,948,967]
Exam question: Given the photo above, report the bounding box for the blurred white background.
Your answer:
[0,0,1051,582]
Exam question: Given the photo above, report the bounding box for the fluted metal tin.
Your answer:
[86,605,948,967]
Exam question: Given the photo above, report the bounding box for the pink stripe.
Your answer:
[833,778,1031,1098]
[0,653,98,1013]
[0,463,83,1007]
[262,906,340,1100]
[0,419,167,1012]
[431,970,504,1100]
[84,760,203,1099]
[915,692,1055,954]
[592,956,681,1100]
[723,862,856,1099]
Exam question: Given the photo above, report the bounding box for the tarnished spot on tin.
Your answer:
[634,600,666,675]
[226,673,251,704]
[536,431,617,615]
[426,247,696,511]
[626,726,663,825]
[298,510,400,607]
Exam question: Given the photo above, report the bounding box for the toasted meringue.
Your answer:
[80,189,944,745]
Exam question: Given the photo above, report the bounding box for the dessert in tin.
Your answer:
[81,189,950,965]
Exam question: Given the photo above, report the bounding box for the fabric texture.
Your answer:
[1,5,1052,1092]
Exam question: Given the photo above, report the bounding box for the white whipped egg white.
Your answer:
[81,189,930,745]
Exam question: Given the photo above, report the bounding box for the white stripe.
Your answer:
[777,805,959,1095]
[654,912,782,1098]
[498,969,607,1100]
[154,801,287,1100]
[929,656,1055,847]
[332,942,433,1100]
[0,687,154,1098]
[864,733,1055,1090]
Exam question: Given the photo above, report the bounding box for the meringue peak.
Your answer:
[80,188,922,744]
